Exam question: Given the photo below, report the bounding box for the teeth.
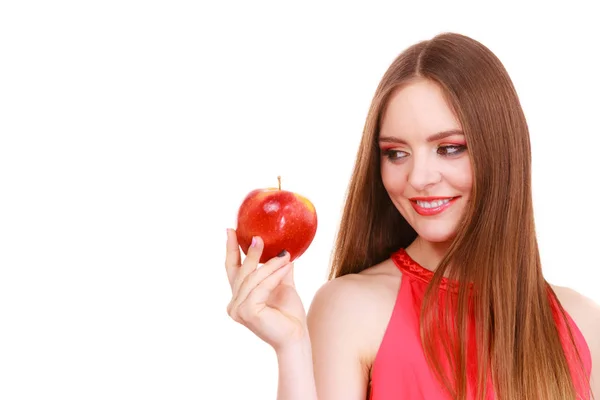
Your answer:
[416,198,451,208]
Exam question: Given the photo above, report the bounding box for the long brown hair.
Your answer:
[328,32,590,399]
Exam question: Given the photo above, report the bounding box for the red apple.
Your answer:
[236,177,317,264]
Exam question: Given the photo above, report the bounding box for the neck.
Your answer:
[405,236,453,273]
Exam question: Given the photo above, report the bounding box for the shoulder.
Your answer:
[552,284,600,396]
[551,284,600,363]
[308,259,401,321]
[306,259,403,397]
[551,284,600,336]
[307,259,401,361]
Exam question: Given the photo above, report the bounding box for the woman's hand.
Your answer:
[225,228,308,352]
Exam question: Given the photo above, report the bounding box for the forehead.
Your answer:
[380,79,462,138]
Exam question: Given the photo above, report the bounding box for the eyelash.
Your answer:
[382,144,467,162]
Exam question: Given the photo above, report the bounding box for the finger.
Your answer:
[225,228,242,287]
[281,262,295,287]
[244,262,293,306]
[232,235,264,295]
[236,263,294,323]
[233,251,291,307]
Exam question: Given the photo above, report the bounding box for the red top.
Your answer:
[368,248,592,399]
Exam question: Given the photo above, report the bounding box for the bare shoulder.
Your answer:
[552,284,600,396]
[551,284,600,352]
[309,260,400,309]
[306,259,402,398]
[551,284,600,329]
[307,258,401,346]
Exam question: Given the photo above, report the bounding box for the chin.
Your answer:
[409,222,459,244]
[397,201,466,246]
[417,231,456,244]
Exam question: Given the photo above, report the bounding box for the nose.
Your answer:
[407,153,442,191]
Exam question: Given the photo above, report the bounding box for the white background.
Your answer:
[1,1,598,399]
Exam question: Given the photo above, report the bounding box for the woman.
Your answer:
[224,32,599,399]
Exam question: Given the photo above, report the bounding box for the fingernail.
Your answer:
[251,237,257,247]
[277,250,287,257]
[226,228,230,239]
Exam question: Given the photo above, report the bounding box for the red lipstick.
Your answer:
[410,196,459,216]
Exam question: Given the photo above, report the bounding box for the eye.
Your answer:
[437,144,467,157]
[383,149,409,162]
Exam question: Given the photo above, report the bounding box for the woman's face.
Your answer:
[379,78,473,244]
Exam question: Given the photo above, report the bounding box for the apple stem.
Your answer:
[277,176,281,190]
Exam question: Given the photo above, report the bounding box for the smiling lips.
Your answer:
[409,196,459,216]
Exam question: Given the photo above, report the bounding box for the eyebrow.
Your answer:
[378,129,464,144]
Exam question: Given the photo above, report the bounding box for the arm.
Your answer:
[588,306,600,399]
[224,232,319,400]
[225,233,369,399]
[582,300,600,399]
[275,334,318,400]
[273,275,370,400]
[552,285,600,398]
[305,276,372,400]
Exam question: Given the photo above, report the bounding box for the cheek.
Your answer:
[380,163,408,196]
[449,159,473,192]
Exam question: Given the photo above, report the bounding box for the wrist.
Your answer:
[274,334,317,400]
[275,334,312,362]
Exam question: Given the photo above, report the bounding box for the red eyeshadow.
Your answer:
[442,141,466,146]
[380,145,397,151]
